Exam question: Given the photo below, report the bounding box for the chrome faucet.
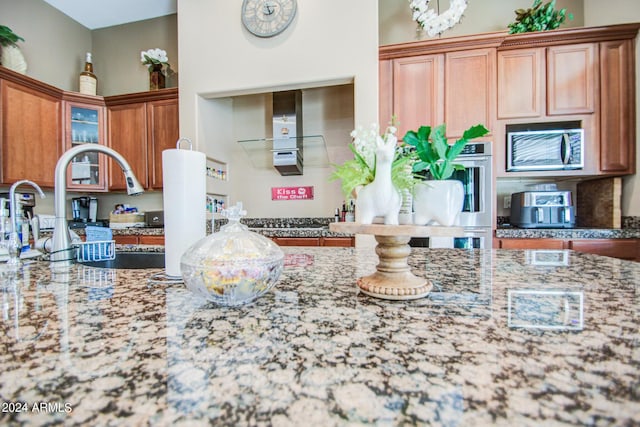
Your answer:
[50,145,144,270]
[7,180,45,266]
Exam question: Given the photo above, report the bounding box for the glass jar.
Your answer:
[180,203,284,306]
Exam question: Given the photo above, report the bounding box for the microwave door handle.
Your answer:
[561,133,572,165]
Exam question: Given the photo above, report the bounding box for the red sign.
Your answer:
[271,186,314,201]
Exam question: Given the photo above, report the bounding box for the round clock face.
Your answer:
[241,0,297,38]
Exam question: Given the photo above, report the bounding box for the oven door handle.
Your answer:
[560,133,572,165]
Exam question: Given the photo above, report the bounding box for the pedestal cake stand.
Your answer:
[329,223,463,300]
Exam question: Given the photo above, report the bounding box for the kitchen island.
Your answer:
[0,248,638,426]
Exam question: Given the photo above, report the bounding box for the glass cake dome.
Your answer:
[180,202,284,306]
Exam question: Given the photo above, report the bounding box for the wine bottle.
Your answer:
[79,52,97,95]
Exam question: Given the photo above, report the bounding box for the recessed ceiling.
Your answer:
[42,0,177,30]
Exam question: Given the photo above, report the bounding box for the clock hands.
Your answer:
[263,1,277,16]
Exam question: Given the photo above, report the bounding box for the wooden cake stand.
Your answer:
[329,223,463,300]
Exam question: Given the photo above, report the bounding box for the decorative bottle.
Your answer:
[79,52,97,95]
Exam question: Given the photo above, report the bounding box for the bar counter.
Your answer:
[0,248,638,426]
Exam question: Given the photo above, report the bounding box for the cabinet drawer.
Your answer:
[498,238,566,250]
[569,239,638,261]
[113,235,139,244]
[322,237,355,247]
[272,237,321,246]
[139,235,165,245]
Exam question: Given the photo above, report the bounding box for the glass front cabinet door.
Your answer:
[64,100,107,191]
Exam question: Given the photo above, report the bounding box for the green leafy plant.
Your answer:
[508,0,573,34]
[403,123,489,180]
[0,25,24,47]
[330,124,415,202]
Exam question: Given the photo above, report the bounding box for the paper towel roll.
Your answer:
[162,148,206,277]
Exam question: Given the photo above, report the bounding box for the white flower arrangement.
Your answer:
[350,123,398,171]
[140,48,169,71]
[409,0,468,37]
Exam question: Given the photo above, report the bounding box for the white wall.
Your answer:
[177,0,378,218]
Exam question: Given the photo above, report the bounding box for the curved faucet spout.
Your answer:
[51,144,144,270]
[9,180,46,234]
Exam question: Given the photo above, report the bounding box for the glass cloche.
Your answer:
[180,202,284,306]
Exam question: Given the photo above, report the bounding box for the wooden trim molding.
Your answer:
[0,65,62,98]
[105,88,179,106]
[380,23,640,59]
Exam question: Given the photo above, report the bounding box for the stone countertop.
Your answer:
[496,227,640,239]
[1,248,638,426]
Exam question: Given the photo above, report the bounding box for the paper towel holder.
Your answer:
[176,137,193,150]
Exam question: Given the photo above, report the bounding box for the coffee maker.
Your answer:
[71,197,98,223]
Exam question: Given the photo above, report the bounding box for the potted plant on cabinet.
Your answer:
[0,25,26,74]
[403,123,489,226]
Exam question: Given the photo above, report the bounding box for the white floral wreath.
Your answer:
[409,0,468,37]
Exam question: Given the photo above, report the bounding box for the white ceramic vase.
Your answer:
[413,180,464,227]
[0,45,27,74]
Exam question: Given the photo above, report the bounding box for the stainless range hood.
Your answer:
[272,90,303,176]
[238,90,329,175]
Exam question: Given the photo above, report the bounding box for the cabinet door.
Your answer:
[392,54,444,139]
[107,103,148,190]
[570,239,638,261]
[272,237,321,246]
[113,235,139,244]
[547,43,596,115]
[139,235,165,245]
[65,102,107,191]
[1,79,61,187]
[498,238,566,250]
[445,48,495,137]
[379,59,393,128]
[599,40,635,174]
[322,237,354,247]
[147,98,179,190]
[497,48,544,119]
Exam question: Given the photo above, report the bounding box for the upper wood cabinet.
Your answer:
[445,48,495,138]
[105,89,179,191]
[497,43,596,119]
[380,35,499,139]
[599,39,635,174]
[62,93,108,192]
[0,67,62,188]
[389,54,444,138]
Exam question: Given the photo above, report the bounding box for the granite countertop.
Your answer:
[495,227,640,239]
[0,248,638,425]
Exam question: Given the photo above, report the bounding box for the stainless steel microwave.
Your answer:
[507,128,584,171]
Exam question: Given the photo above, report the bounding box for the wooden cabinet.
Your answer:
[63,94,108,191]
[379,34,500,140]
[546,43,597,116]
[569,239,638,261]
[105,88,178,191]
[272,237,321,246]
[0,68,62,188]
[496,238,566,250]
[270,236,355,247]
[389,54,444,138]
[445,48,495,138]
[113,234,165,245]
[497,44,596,119]
[599,39,635,174]
[495,237,639,261]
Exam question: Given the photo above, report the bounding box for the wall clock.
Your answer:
[241,0,297,38]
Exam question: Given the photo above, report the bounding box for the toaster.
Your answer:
[510,191,575,228]
[144,210,164,227]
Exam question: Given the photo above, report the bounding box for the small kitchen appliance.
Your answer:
[71,197,98,222]
[510,191,575,228]
[506,122,584,172]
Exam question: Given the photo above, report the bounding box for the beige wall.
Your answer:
[177,0,378,218]
[379,0,584,45]
[92,15,178,96]
[0,0,90,91]
[0,0,177,96]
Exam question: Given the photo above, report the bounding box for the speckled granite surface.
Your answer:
[495,227,640,239]
[0,248,638,426]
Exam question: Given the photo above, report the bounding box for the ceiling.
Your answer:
[42,0,177,30]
